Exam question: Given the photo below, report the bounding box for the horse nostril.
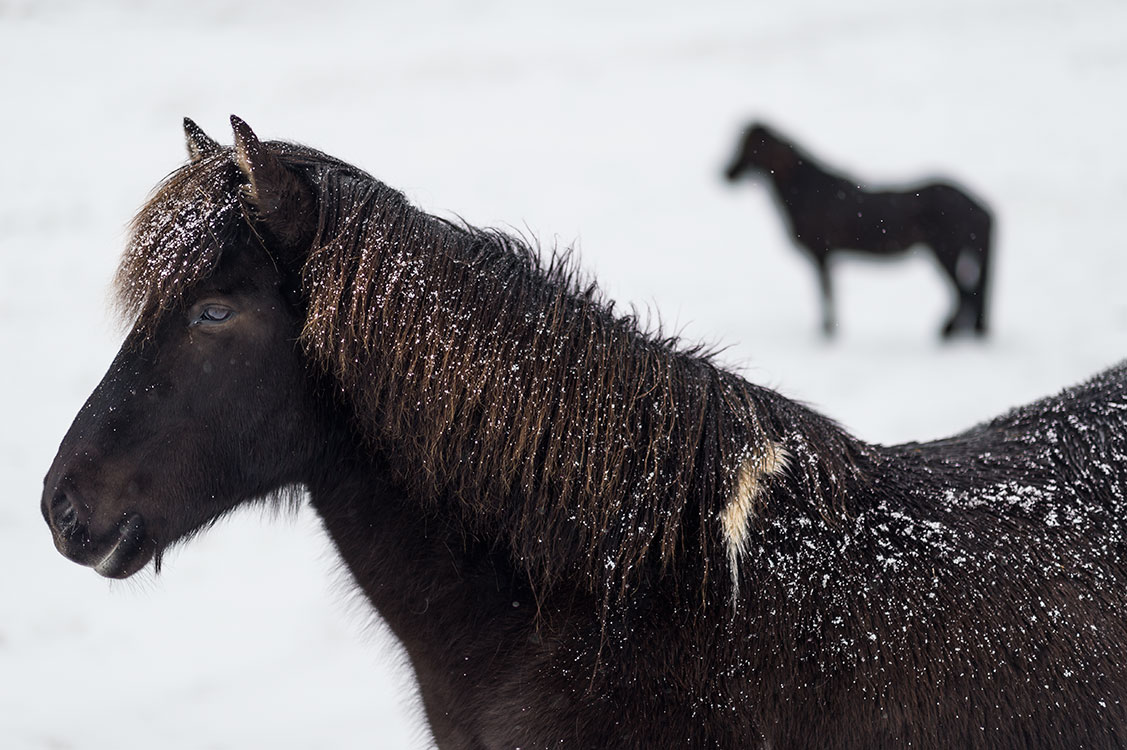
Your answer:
[50,491,82,537]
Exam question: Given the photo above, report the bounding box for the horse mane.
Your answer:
[751,123,833,179]
[115,141,869,606]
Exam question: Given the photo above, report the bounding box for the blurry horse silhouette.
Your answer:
[725,122,993,338]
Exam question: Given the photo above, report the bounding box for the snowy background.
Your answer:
[2,0,1126,747]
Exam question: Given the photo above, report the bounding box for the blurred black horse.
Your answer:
[725,122,993,338]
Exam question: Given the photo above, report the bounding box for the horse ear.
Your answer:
[183,117,219,163]
[230,115,317,253]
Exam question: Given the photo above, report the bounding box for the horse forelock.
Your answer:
[114,150,245,337]
[113,140,358,338]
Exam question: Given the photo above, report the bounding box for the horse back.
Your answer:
[762,361,1127,746]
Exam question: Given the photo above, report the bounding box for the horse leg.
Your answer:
[932,242,978,338]
[815,255,835,337]
[952,245,992,337]
[964,248,990,336]
[971,220,992,335]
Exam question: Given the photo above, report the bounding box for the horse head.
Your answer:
[724,121,787,181]
[41,117,326,578]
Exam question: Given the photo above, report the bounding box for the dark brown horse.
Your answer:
[725,122,993,338]
[43,117,1127,748]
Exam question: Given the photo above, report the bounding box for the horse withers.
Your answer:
[725,122,993,339]
[42,117,1127,748]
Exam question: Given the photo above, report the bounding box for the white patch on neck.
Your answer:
[721,441,789,604]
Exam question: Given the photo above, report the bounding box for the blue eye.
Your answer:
[192,304,235,326]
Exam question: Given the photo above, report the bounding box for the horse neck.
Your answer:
[305,442,530,662]
[756,136,806,185]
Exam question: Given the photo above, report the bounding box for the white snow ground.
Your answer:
[2,0,1126,747]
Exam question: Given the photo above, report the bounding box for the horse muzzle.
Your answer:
[42,484,154,579]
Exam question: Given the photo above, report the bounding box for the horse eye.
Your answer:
[192,305,235,326]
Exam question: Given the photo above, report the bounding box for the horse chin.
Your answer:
[91,514,153,578]
[83,514,155,579]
